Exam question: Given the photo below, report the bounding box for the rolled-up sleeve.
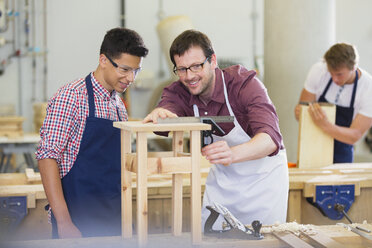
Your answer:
[35,87,78,164]
[238,76,283,156]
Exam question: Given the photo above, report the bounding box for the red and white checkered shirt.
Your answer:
[36,72,128,178]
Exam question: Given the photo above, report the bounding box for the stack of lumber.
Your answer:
[0,116,25,137]
[33,102,48,133]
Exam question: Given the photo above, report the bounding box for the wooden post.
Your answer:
[190,130,202,244]
[172,131,184,236]
[121,130,132,238]
[287,190,302,223]
[136,132,148,246]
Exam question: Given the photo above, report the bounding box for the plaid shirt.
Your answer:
[36,72,128,178]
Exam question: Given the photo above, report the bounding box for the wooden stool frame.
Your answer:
[114,121,210,246]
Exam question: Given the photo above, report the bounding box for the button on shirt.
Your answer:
[157,65,284,155]
[36,72,128,178]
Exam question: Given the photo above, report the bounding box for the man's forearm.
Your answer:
[38,159,72,225]
[231,132,277,163]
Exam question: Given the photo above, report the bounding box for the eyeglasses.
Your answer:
[106,55,142,78]
[173,57,210,76]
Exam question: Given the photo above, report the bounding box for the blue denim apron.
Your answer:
[318,71,358,163]
[51,74,121,237]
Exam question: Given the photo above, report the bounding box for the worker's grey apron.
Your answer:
[194,70,289,229]
[51,74,122,237]
[318,70,358,163]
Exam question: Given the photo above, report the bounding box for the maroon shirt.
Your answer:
[158,65,284,155]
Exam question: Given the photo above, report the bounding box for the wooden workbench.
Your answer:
[1,163,372,241]
[287,163,372,225]
[2,224,372,248]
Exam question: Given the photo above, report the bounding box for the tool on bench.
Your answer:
[307,184,355,220]
[157,116,234,147]
[335,203,371,233]
[204,202,263,240]
[340,223,372,241]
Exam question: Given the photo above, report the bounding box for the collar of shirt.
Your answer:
[91,72,116,101]
[188,68,225,107]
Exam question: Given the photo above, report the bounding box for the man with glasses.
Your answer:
[144,30,288,229]
[36,28,148,238]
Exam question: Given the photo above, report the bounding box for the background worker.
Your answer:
[295,43,372,163]
[36,28,148,238]
[144,30,289,228]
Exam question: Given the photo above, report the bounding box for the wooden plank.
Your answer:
[125,155,192,174]
[287,190,302,223]
[121,130,133,238]
[114,121,211,132]
[27,193,36,208]
[190,130,202,244]
[301,230,348,248]
[0,125,22,131]
[148,151,175,157]
[136,131,148,246]
[273,232,314,248]
[172,131,184,236]
[0,185,46,199]
[0,131,23,137]
[297,104,335,169]
[25,168,41,183]
[0,173,27,185]
[0,116,25,123]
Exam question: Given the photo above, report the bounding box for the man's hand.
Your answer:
[201,140,233,166]
[294,104,302,121]
[308,103,331,130]
[57,220,82,239]
[143,107,178,124]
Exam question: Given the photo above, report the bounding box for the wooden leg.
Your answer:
[136,132,148,247]
[287,190,302,223]
[172,174,183,235]
[121,130,132,238]
[190,130,202,244]
[172,131,184,236]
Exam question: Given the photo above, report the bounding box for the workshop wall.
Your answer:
[0,0,370,162]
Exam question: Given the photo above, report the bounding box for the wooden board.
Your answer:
[273,232,314,247]
[297,104,336,169]
[33,102,48,132]
[0,116,25,137]
[301,229,348,248]
[114,121,211,132]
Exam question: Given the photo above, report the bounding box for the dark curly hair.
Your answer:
[100,27,148,59]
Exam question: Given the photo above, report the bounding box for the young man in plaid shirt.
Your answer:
[36,28,148,238]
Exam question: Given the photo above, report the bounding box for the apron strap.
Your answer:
[350,70,358,108]
[193,104,200,117]
[85,74,96,118]
[319,77,333,101]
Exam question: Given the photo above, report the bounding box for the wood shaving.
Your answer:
[259,221,317,236]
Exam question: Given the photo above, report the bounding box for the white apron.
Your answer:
[195,71,289,230]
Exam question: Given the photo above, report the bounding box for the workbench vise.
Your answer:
[0,196,27,235]
[204,202,263,240]
[308,185,355,220]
